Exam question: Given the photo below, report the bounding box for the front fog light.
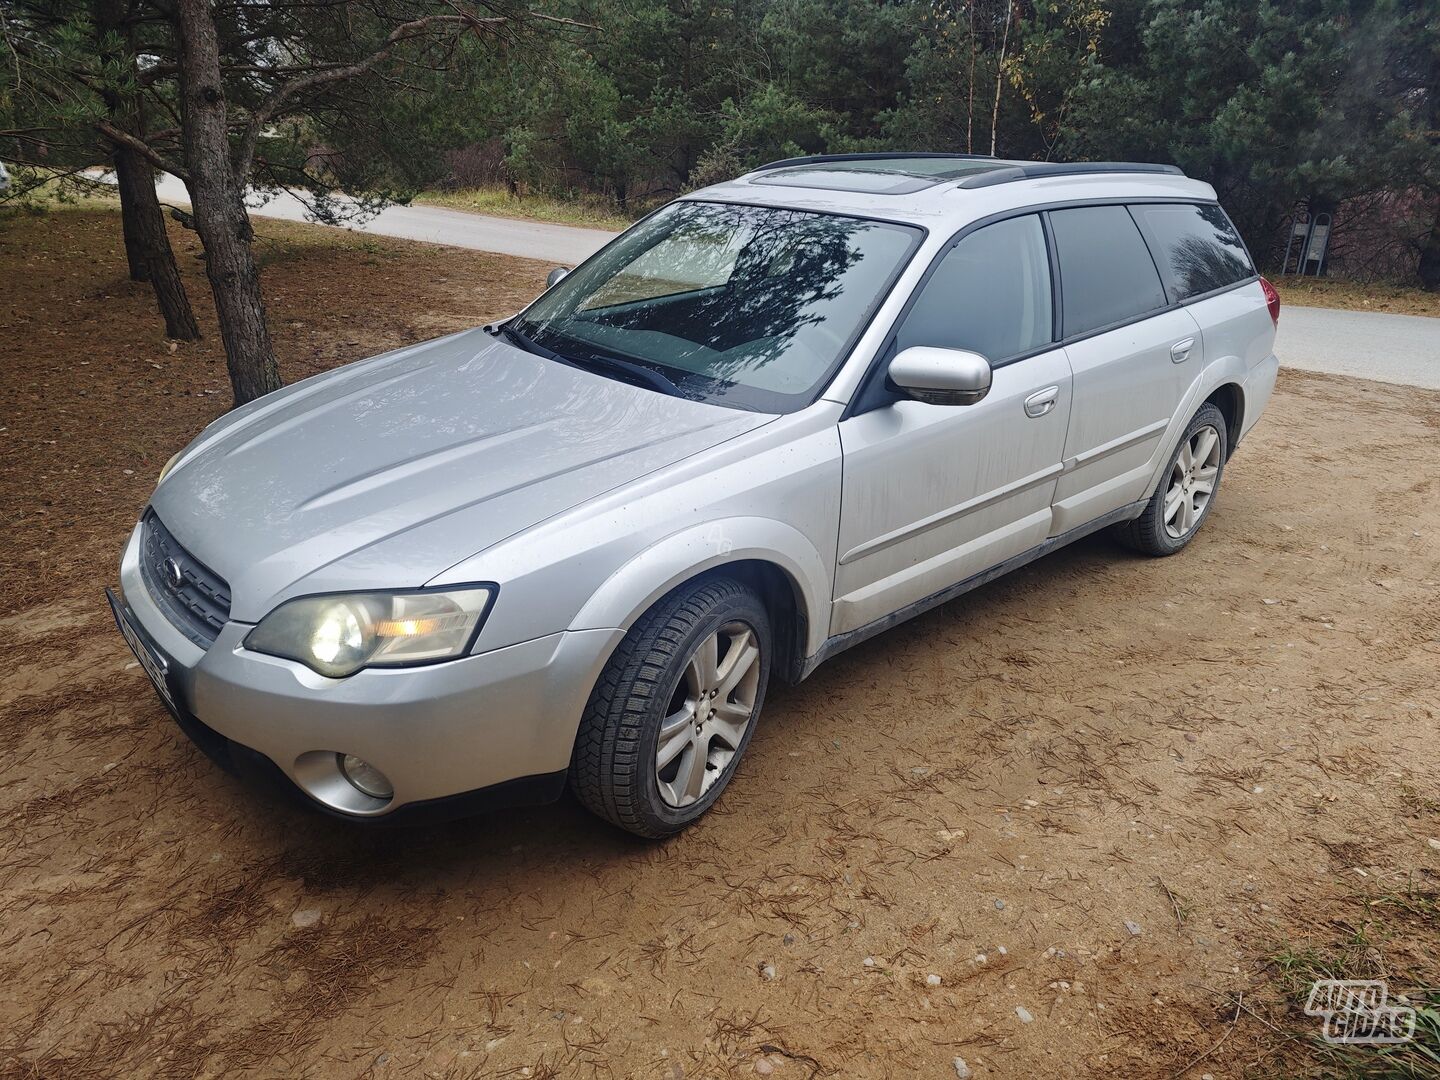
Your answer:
[338,754,393,800]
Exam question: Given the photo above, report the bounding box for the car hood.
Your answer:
[151,328,773,622]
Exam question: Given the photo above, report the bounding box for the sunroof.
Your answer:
[751,155,1009,195]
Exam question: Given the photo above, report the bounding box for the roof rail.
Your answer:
[752,152,1000,172]
[956,161,1184,188]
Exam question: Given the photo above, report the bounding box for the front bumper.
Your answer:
[115,523,623,820]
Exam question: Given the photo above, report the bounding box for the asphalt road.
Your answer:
[151,173,615,266]
[1275,305,1439,390]
[150,175,1439,390]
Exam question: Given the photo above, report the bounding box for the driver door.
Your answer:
[833,214,1072,636]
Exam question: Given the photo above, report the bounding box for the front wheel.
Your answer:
[1113,402,1228,556]
[569,576,771,838]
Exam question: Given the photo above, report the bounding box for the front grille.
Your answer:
[139,510,232,648]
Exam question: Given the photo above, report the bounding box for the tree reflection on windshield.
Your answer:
[513,201,920,413]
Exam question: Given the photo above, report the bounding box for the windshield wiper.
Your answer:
[489,321,684,398]
[490,322,684,398]
[562,350,685,398]
[486,321,546,356]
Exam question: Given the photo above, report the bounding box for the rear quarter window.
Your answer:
[1130,202,1254,301]
[1049,205,1168,338]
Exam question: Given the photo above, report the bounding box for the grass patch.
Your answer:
[1266,887,1440,1078]
[1276,275,1440,318]
[414,185,638,231]
[0,170,120,218]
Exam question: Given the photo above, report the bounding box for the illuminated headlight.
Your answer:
[156,450,182,487]
[243,587,495,678]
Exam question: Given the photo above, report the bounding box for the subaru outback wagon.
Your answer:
[109,154,1280,837]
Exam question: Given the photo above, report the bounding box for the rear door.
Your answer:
[1047,204,1200,534]
[833,214,1072,636]
[1129,201,1274,411]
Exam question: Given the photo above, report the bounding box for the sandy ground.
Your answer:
[1,209,1438,1079]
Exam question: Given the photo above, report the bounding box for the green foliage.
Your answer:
[6,0,1436,277]
[1064,0,1440,260]
[0,1,149,193]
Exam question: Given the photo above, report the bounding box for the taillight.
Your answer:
[1260,276,1280,326]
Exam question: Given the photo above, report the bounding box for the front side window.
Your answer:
[511,201,922,412]
[1131,202,1254,300]
[895,214,1053,363]
[1050,205,1168,338]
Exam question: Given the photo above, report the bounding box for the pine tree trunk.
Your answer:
[990,0,1013,157]
[116,146,149,283]
[966,2,976,153]
[113,145,201,340]
[175,0,281,406]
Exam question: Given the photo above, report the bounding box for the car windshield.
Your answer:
[509,201,922,412]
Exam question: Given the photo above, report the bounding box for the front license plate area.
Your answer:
[107,588,177,714]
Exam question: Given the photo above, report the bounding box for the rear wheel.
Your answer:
[1114,402,1227,556]
[569,576,770,838]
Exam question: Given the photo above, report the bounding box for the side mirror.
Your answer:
[887,346,992,406]
[546,267,569,288]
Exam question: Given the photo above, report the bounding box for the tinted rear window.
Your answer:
[1131,202,1254,300]
[1050,206,1167,338]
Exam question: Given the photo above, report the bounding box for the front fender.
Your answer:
[569,517,832,658]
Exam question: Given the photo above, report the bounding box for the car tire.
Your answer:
[1113,402,1228,557]
[569,575,771,838]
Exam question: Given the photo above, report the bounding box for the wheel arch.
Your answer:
[1204,381,1245,457]
[568,518,830,681]
[1143,364,1247,501]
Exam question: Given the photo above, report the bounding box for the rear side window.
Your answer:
[896,214,1053,364]
[1050,206,1167,338]
[1131,202,1254,300]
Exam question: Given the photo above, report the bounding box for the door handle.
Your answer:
[1024,386,1059,418]
[1170,337,1195,364]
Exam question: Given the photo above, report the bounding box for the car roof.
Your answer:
[684,153,1219,230]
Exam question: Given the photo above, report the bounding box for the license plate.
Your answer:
[107,588,176,713]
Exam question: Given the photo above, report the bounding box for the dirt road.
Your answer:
[2,210,1437,1078]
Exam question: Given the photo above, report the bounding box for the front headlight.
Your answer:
[243,586,495,678]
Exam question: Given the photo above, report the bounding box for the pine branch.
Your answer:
[95,119,189,181]
[233,12,485,180]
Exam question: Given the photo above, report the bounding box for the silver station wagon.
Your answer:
[109,154,1280,836]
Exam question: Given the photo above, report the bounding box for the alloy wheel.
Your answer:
[654,621,761,808]
[1164,424,1222,539]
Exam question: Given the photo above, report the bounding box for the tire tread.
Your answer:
[569,576,759,838]
[1113,402,1228,556]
